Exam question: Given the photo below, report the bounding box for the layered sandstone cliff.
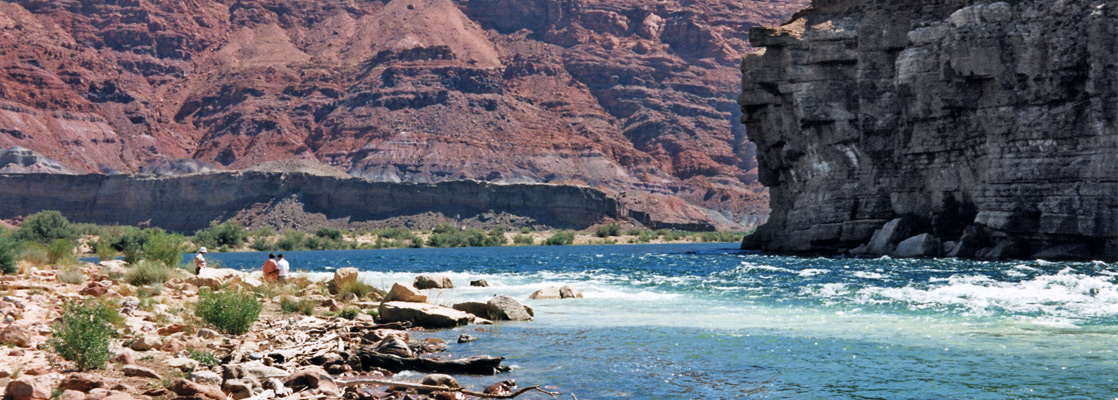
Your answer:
[0,0,807,229]
[740,0,1118,260]
[0,171,690,232]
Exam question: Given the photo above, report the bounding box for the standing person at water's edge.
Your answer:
[194,247,207,275]
[262,253,278,282]
[276,253,290,284]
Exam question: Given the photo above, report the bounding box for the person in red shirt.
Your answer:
[262,253,279,282]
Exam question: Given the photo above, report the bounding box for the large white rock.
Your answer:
[189,269,262,289]
[894,233,942,258]
[378,302,471,329]
[487,295,531,321]
[528,286,561,299]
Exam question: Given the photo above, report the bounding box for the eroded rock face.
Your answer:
[0,0,808,229]
[740,0,1118,261]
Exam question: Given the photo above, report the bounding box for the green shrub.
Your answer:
[249,237,274,251]
[47,239,77,265]
[19,242,49,266]
[544,230,575,246]
[520,226,531,234]
[16,211,77,243]
[142,230,185,268]
[338,307,360,320]
[187,348,220,367]
[595,223,621,238]
[637,231,653,243]
[58,267,85,284]
[194,288,262,335]
[50,300,118,370]
[275,231,305,251]
[315,228,343,241]
[92,239,116,262]
[0,235,18,275]
[280,297,315,316]
[125,260,175,287]
[512,234,534,245]
[488,227,508,246]
[624,228,644,236]
[192,221,247,249]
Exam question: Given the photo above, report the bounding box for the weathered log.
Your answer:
[338,379,558,399]
[355,352,509,375]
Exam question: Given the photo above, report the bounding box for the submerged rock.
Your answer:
[893,234,942,258]
[415,274,454,289]
[487,295,532,321]
[528,287,561,299]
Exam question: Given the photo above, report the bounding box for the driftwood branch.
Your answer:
[357,352,509,375]
[339,379,559,399]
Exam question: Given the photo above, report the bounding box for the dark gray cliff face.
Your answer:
[740,0,1118,260]
[0,173,646,232]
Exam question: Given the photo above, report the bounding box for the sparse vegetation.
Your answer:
[47,239,77,265]
[50,300,118,370]
[512,234,534,245]
[125,260,177,287]
[194,288,262,335]
[187,348,220,367]
[280,296,316,316]
[338,307,360,320]
[191,221,247,250]
[595,223,621,238]
[16,211,77,243]
[544,230,575,246]
[57,267,85,284]
[336,279,377,300]
[0,235,17,275]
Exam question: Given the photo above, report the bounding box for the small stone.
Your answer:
[85,389,110,400]
[60,372,104,392]
[457,334,477,343]
[221,379,253,400]
[421,374,460,389]
[157,324,186,335]
[188,370,222,386]
[78,282,110,297]
[161,337,187,353]
[196,328,219,340]
[120,297,140,309]
[9,348,24,356]
[108,384,132,392]
[100,393,137,400]
[0,324,32,347]
[373,335,414,358]
[112,350,135,365]
[282,367,339,397]
[341,293,358,303]
[129,335,160,351]
[123,365,162,380]
[470,280,489,287]
[169,379,226,400]
[166,357,200,372]
[4,378,50,400]
[59,390,85,400]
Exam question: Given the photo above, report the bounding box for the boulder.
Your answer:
[451,302,491,318]
[112,350,135,365]
[486,295,532,321]
[457,334,476,344]
[221,379,253,400]
[977,238,1028,260]
[893,234,942,258]
[528,287,561,299]
[327,268,360,295]
[414,274,454,289]
[865,217,926,255]
[383,283,427,303]
[4,378,49,400]
[166,357,200,372]
[161,337,187,353]
[363,329,408,343]
[421,374,460,389]
[78,281,110,297]
[1032,243,1093,261]
[282,367,339,397]
[0,324,31,347]
[84,389,108,400]
[98,260,129,275]
[372,335,414,358]
[947,225,990,258]
[157,324,186,335]
[378,302,471,329]
[58,391,85,400]
[168,379,226,400]
[470,280,489,287]
[60,373,104,392]
[188,371,222,386]
[558,285,583,299]
[130,335,160,351]
[123,365,161,380]
[222,362,290,391]
[189,268,262,290]
[196,328,219,340]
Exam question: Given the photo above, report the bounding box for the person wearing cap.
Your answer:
[195,247,208,275]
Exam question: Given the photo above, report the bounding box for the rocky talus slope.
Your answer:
[0,0,807,229]
[740,0,1118,260]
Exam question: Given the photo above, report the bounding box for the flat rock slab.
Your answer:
[378,302,471,329]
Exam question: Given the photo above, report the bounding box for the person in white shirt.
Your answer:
[276,253,290,284]
[194,247,207,275]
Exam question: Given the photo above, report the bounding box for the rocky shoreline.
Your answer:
[0,262,570,400]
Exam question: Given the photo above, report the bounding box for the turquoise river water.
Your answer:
[194,243,1118,399]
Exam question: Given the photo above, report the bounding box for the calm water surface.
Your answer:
[195,244,1118,399]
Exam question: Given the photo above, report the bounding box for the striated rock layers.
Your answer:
[740,0,1118,260]
[0,0,808,229]
[0,172,688,232]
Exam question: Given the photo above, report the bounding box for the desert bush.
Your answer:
[0,235,18,275]
[19,242,49,266]
[637,231,653,243]
[47,239,77,265]
[187,348,220,367]
[512,234,534,246]
[595,223,621,238]
[624,228,644,236]
[142,230,186,268]
[58,267,85,284]
[520,226,531,234]
[315,228,343,241]
[125,260,175,287]
[92,239,117,262]
[336,279,377,299]
[194,288,262,335]
[338,307,360,320]
[16,211,77,243]
[50,300,118,370]
[544,230,575,246]
[275,231,305,251]
[280,297,316,316]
